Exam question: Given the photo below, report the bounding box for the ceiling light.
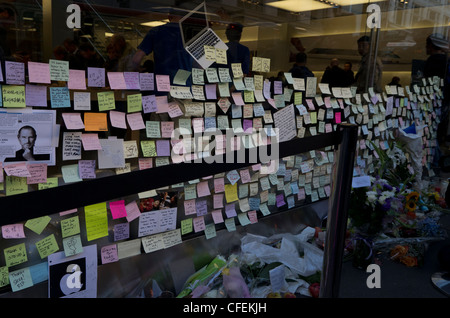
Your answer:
[140,19,170,27]
[266,0,333,12]
[333,0,385,5]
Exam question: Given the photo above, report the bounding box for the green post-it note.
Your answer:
[9,267,33,292]
[140,140,157,157]
[237,212,251,226]
[173,69,192,86]
[38,177,58,190]
[85,202,109,241]
[181,218,193,235]
[25,215,52,235]
[204,223,217,240]
[0,266,9,287]
[5,176,28,196]
[97,91,115,111]
[4,243,27,267]
[2,85,26,108]
[49,59,69,81]
[127,93,142,113]
[61,164,82,183]
[35,234,59,259]
[61,216,80,238]
[63,234,84,257]
[225,218,236,232]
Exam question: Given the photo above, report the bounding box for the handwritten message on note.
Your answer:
[85,202,109,241]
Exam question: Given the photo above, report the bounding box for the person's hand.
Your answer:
[22,146,35,161]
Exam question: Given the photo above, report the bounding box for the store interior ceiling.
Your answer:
[6,0,450,84]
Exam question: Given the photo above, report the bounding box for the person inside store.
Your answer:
[131,13,193,83]
[104,34,138,72]
[4,126,50,162]
[388,76,402,87]
[224,23,250,76]
[63,38,83,69]
[289,52,314,80]
[342,61,355,87]
[321,58,346,88]
[77,42,104,69]
[354,35,383,93]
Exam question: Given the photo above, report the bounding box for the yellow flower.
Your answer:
[390,245,408,259]
[405,191,420,202]
[400,256,418,267]
[405,200,417,212]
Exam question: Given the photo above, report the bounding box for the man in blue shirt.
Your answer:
[225,23,250,75]
[132,18,193,83]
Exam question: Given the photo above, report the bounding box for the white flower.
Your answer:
[366,191,378,204]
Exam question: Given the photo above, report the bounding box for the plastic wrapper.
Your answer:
[239,227,322,277]
[397,125,424,189]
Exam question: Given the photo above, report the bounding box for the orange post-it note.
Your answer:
[84,112,108,131]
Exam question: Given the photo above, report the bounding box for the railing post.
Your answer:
[320,123,358,298]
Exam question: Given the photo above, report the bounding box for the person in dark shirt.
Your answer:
[321,58,346,88]
[4,126,50,162]
[132,18,193,83]
[289,52,314,80]
[342,61,355,87]
[224,23,250,75]
[424,33,449,79]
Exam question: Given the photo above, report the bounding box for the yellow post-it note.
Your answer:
[84,112,108,131]
[2,85,26,108]
[204,45,216,61]
[224,183,238,203]
[35,234,59,259]
[141,140,157,157]
[38,177,58,190]
[97,91,115,112]
[231,63,244,78]
[215,48,227,65]
[127,93,142,113]
[4,243,28,267]
[85,202,109,241]
[61,216,80,238]
[5,176,28,196]
[0,266,8,287]
[25,215,51,235]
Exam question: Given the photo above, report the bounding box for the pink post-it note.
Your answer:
[126,112,145,130]
[232,92,244,106]
[101,244,118,264]
[184,199,196,215]
[213,193,224,209]
[107,72,127,89]
[25,84,47,107]
[156,95,170,113]
[211,210,224,224]
[27,163,47,185]
[335,112,342,124]
[109,200,127,219]
[197,181,211,197]
[214,178,225,193]
[248,210,258,224]
[138,158,152,170]
[28,62,51,84]
[68,69,87,90]
[62,113,85,130]
[156,74,171,92]
[2,224,26,239]
[168,102,184,118]
[81,133,102,151]
[4,163,31,177]
[124,72,140,90]
[109,110,127,129]
[161,122,175,138]
[193,216,206,233]
[239,169,251,184]
[125,201,141,222]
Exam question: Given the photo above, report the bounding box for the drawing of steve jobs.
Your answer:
[4,125,50,162]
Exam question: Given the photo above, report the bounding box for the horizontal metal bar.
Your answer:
[0,131,340,226]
